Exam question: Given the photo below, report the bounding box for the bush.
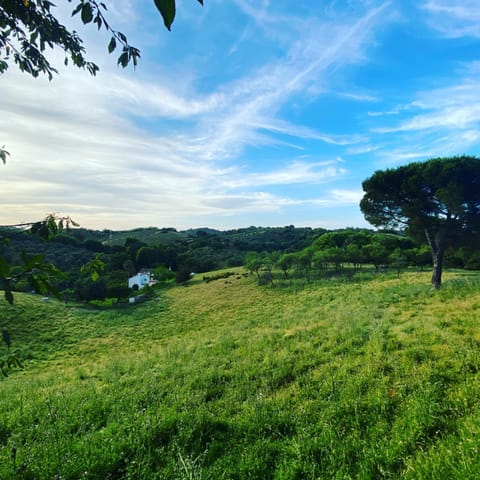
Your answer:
[153,266,175,282]
[175,267,192,283]
[465,252,480,270]
[107,285,132,299]
[74,278,107,301]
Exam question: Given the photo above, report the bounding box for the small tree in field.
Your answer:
[360,156,480,288]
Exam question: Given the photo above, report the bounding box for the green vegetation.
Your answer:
[1,268,480,478]
[361,156,480,288]
[0,0,201,79]
[1,224,322,303]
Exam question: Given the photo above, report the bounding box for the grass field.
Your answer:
[1,268,480,479]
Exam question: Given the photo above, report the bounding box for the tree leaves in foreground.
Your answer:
[155,0,204,30]
[0,214,79,375]
[360,156,480,288]
[0,214,76,305]
[0,0,204,79]
[0,1,204,159]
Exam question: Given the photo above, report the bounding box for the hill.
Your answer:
[1,269,480,478]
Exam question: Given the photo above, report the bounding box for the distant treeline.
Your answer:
[1,225,479,301]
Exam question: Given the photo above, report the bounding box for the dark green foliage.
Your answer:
[80,254,105,281]
[153,265,174,282]
[136,246,159,269]
[3,221,479,304]
[175,266,192,283]
[0,216,73,304]
[106,284,131,299]
[155,0,203,30]
[74,277,107,301]
[244,251,267,278]
[0,0,99,78]
[0,0,203,82]
[465,252,480,270]
[0,145,8,164]
[361,156,480,288]
[276,252,296,278]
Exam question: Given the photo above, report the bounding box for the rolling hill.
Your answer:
[1,268,480,479]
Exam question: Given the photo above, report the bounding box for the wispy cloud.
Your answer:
[422,0,480,38]
[374,81,480,133]
[188,2,392,161]
[311,189,364,206]
[218,160,347,189]
[0,1,411,230]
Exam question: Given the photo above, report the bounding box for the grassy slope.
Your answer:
[1,270,480,479]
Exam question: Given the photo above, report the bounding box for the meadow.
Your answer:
[1,268,480,479]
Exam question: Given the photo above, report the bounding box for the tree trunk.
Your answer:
[430,249,444,289]
[425,227,447,289]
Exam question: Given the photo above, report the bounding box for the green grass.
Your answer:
[1,269,480,479]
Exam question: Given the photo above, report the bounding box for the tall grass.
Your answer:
[1,269,480,478]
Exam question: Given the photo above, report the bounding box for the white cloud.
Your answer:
[422,0,480,38]
[374,81,480,133]
[0,1,395,229]
[188,3,392,161]
[310,189,364,206]
[217,160,347,189]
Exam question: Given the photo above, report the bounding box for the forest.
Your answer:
[1,222,479,305]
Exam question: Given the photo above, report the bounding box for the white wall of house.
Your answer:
[128,272,151,290]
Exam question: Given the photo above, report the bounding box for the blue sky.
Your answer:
[2,0,480,231]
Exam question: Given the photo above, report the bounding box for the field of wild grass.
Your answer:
[1,268,480,479]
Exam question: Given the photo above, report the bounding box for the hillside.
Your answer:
[0,225,324,299]
[1,269,480,478]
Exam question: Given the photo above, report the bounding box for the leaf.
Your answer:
[20,250,45,269]
[117,51,129,68]
[81,3,93,24]
[0,146,10,165]
[81,254,105,281]
[71,3,83,17]
[154,0,176,31]
[94,15,103,30]
[197,0,204,4]
[108,37,116,53]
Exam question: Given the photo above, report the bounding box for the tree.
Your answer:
[360,156,480,288]
[0,0,203,77]
[0,214,77,304]
[294,248,314,282]
[276,253,295,278]
[175,265,191,284]
[244,251,264,279]
[136,246,159,269]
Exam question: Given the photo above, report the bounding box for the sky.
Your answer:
[2,0,480,231]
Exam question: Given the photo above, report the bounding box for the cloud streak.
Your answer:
[422,0,480,38]
[7,1,476,230]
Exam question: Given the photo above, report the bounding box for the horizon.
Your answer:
[2,1,480,231]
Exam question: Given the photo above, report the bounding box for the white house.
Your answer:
[128,270,155,290]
